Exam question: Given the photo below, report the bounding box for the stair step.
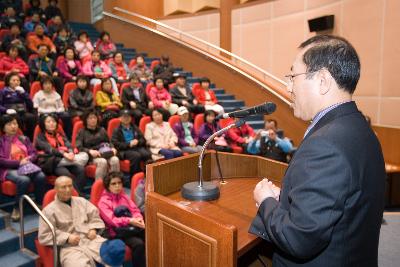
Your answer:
[247,120,265,130]
[0,211,6,230]
[0,249,38,267]
[211,88,225,94]
[223,106,244,113]
[10,213,39,234]
[0,229,19,257]
[116,43,124,49]
[219,100,245,108]
[216,94,235,100]
[119,48,137,53]
[187,77,200,83]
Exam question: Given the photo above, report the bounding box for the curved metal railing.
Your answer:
[108,7,291,105]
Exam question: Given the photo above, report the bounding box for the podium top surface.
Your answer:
[167,177,281,256]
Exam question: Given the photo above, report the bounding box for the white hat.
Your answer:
[177,106,189,115]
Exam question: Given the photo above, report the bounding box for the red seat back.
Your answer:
[90,179,105,206]
[145,82,154,97]
[194,113,204,134]
[139,116,151,133]
[168,115,180,128]
[128,59,136,69]
[150,60,160,70]
[119,82,130,96]
[55,55,64,68]
[62,82,77,108]
[0,29,10,41]
[219,118,234,129]
[0,81,5,90]
[30,81,42,99]
[42,188,78,208]
[107,118,121,139]
[191,83,201,98]
[130,172,145,203]
[71,120,84,148]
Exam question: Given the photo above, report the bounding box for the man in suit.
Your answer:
[249,35,386,266]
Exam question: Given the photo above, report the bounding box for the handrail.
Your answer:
[103,10,291,106]
[19,195,57,267]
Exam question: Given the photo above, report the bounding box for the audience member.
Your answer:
[0,1,23,19]
[95,78,122,128]
[98,172,146,267]
[96,31,116,60]
[44,0,63,21]
[76,110,120,180]
[24,12,47,33]
[25,0,45,19]
[68,75,94,118]
[152,54,174,84]
[0,72,36,139]
[27,24,56,55]
[196,77,224,114]
[38,176,109,266]
[74,31,94,63]
[0,45,29,89]
[82,50,118,94]
[47,15,66,38]
[109,51,131,84]
[28,44,62,94]
[53,27,74,55]
[58,46,82,83]
[131,55,152,86]
[35,113,88,194]
[111,110,152,175]
[0,114,46,221]
[121,74,152,124]
[145,108,182,160]
[149,77,179,117]
[173,106,202,154]
[2,23,27,60]
[170,73,204,114]
[198,110,232,152]
[0,6,22,30]
[32,77,72,137]
[226,117,255,151]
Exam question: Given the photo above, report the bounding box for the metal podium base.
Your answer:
[181,181,220,201]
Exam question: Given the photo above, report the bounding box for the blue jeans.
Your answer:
[159,149,183,159]
[5,169,46,207]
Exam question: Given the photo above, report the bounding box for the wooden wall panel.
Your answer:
[373,125,400,165]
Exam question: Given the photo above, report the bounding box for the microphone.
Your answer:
[217,102,276,119]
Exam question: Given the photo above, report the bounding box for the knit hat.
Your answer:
[100,239,125,267]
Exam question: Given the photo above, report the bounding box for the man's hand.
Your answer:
[254,178,280,206]
[130,101,137,109]
[112,148,117,156]
[148,101,154,109]
[182,100,189,106]
[67,233,80,245]
[130,217,145,229]
[89,149,100,158]
[87,229,97,240]
[130,139,139,147]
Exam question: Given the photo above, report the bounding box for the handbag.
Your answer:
[17,162,41,176]
[98,143,114,159]
[113,205,144,238]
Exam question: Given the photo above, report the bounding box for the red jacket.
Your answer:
[227,123,255,145]
[196,89,218,105]
[0,56,29,77]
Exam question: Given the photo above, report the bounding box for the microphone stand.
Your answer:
[181,119,245,201]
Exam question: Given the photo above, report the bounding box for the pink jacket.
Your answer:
[0,56,29,77]
[82,60,112,77]
[74,40,94,59]
[149,87,172,108]
[98,190,143,237]
[58,59,83,80]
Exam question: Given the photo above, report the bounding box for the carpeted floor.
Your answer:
[379,212,400,267]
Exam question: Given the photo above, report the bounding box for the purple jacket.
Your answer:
[173,121,199,147]
[98,190,143,238]
[0,87,33,114]
[0,134,38,181]
[198,122,220,145]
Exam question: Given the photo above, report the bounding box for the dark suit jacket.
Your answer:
[249,102,385,267]
[170,85,195,105]
[121,86,149,111]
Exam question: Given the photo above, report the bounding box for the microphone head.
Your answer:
[261,102,277,114]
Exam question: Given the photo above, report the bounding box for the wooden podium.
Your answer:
[145,151,287,267]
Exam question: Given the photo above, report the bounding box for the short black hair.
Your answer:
[7,44,19,55]
[82,109,99,128]
[63,46,77,58]
[200,77,210,84]
[78,31,89,39]
[76,74,89,85]
[203,110,217,123]
[113,52,123,60]
[104,171,124,191]
[0,114,19,133]
[99,31,110,40]
[40,76,55,87]
[299,35,360,94]
[4,72,20,86]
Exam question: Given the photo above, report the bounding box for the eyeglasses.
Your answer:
[284,71,316,84]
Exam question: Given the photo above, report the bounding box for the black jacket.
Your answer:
[169,85,195,105]
[75,127,110,155]
[121,86,148,111]
[68,88,94,117]
[111,124,147,157]
[249,102,385,267]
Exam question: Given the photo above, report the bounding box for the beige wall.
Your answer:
[231,0,400,127]
[159,12,220,47]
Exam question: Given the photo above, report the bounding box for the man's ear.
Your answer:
[318,69,332,95]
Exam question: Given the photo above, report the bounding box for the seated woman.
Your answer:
[131,55,152,87]
[35,113,89,194]
[0,72,36,139]
[98,171,146,267]
[198,110,232,152]
[148,78,179,118]
[144,108,182,160]
[95,78,123,128]
[32,77,72,138]
[196,77,224,114]
[109,52,131,84]
[0,45,29,89]
[58,47,83,83]
[76,110,120,180]
[121,74,153,125]
[74,31,94,63]
[53,27,74,55]
[226,117,256,152]
[111,110,152,175]
[96,31,117,60]
[173,106,202,154]
[68,75,94,118]
[82,50,118,95]
[0,114,46,221]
